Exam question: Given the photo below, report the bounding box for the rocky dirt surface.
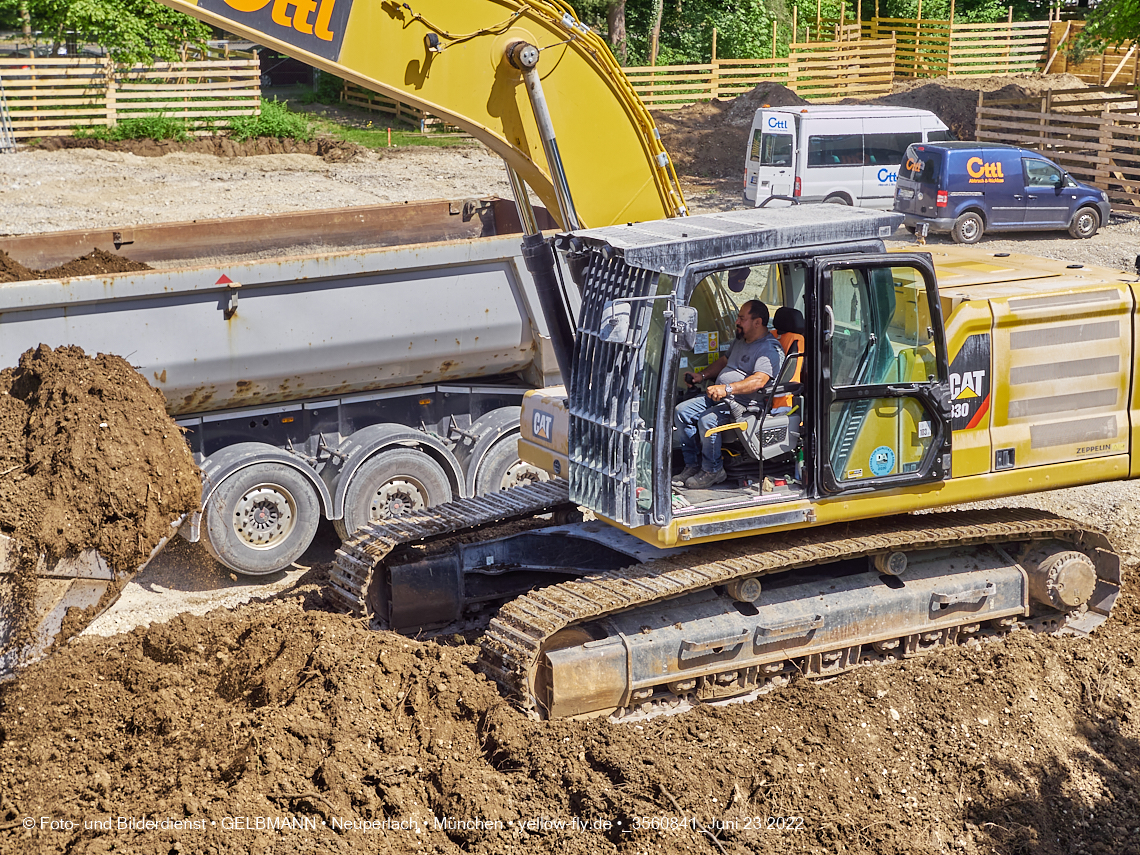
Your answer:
[0,248,152,283]
[3,78,1140,855]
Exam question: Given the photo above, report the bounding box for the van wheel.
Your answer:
[951,212,984,244]
[1069,206,1100,239]
[823,194,851,205]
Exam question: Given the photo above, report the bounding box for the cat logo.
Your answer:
[532,410,554,442]
[950,369,986,400]
[200,0,350,60]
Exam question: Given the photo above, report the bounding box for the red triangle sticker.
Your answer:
[216,274,233,285]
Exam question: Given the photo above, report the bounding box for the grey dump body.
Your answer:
[555,206,903,526]
[0,199,568,556]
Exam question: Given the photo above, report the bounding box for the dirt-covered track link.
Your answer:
[480,509,1119,720]
[329,480,574,619]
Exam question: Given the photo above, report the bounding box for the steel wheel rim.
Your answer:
[1076,212,1095,236]
[961,217,980,241]
[370,478,428,519]
[232,484,298,549]
[497,459,550,491]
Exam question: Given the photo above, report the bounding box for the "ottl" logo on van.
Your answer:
[766,116,789,130]
[966,157,1005,183]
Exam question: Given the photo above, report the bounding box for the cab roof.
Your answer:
[558,207,903,275]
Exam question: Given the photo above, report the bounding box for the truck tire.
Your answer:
[474,432,550,495]
[951,211,984,244]
[203,463,320,576]
[1068,206,1100,239]
[335,449,453,540]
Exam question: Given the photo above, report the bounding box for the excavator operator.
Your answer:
[672,299,784,490]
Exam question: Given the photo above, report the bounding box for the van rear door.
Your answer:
[751,111,794,206]
[894,145,943,216]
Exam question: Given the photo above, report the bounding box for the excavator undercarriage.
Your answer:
[330,482,1120,720]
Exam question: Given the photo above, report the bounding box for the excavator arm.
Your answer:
[155,0,687,227]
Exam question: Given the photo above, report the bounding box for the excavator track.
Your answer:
[329,480,574,617]
[480,509,1120,720]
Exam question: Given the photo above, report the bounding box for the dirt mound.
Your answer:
[0,345,201,650]
[34,135,363,163]
[851,73,1089,141]
[658,73,1089,180]
[0,249,152,284]
[1,567,1138,855]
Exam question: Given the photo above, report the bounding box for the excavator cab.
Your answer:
[550,206,953,543]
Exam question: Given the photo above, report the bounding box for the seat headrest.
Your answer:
[773,306,805,336]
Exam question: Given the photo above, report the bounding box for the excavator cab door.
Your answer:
[813,253,952,495]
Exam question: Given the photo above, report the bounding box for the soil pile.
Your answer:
[0,249,151,284]
[35,136,364,163]
[0,345,201,649]
[1,568,1138,855]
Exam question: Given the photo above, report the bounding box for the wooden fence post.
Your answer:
[793,6,798,44]
[712,27,720,98]
[1006,7,1013,73]
[772,20,777,59]
[105,57,116,128]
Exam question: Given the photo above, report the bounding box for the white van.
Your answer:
[744,105,952,209]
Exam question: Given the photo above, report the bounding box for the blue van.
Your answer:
[893,142,1110,244]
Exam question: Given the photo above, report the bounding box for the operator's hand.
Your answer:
[707,384,729,402]
[683,371,700,388]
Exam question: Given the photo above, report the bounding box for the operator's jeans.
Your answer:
[673,395,732,473]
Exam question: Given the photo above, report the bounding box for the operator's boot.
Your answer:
[685,468,727,489]
[672,464,701,487]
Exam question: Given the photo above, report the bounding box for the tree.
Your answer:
[1077,0,1139,50]
[0,0,211,62]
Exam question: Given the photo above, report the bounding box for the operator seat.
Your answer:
[724,347,805,465]
[772,306,805,410]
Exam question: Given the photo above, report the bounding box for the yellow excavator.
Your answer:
[61,0,1135,718]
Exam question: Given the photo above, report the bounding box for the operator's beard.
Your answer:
[735,324,744,339]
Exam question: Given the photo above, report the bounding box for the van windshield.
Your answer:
[901,145,941,183]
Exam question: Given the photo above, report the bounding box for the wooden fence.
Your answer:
[865,17,1051,76]
[0,57,260,139]
[1044,21,1139,86]
[976,85,1140,212]
[625,38,896,108]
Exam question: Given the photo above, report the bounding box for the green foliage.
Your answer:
[1074,0,1139,53]
[868,0,1035,22]
[0,0,211,62]
[227,98,313,142]
[73,113,189,141]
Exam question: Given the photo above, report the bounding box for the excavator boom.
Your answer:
[154,0,686,227]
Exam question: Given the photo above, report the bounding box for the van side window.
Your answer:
[760,133,792,166]
[808,134,862,167]
[864,132,920,166]
[925,130,955,142]
[1023,159,1062,187]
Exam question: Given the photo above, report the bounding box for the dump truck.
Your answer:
[0,198,575,669]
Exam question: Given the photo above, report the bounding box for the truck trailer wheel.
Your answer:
[1068,206,1100,239]
[474,432,549,495]
[335,449,453,540]
[203,463,320,576]
[951,212,984,244]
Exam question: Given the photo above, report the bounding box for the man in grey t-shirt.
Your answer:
[673,299,785,489]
